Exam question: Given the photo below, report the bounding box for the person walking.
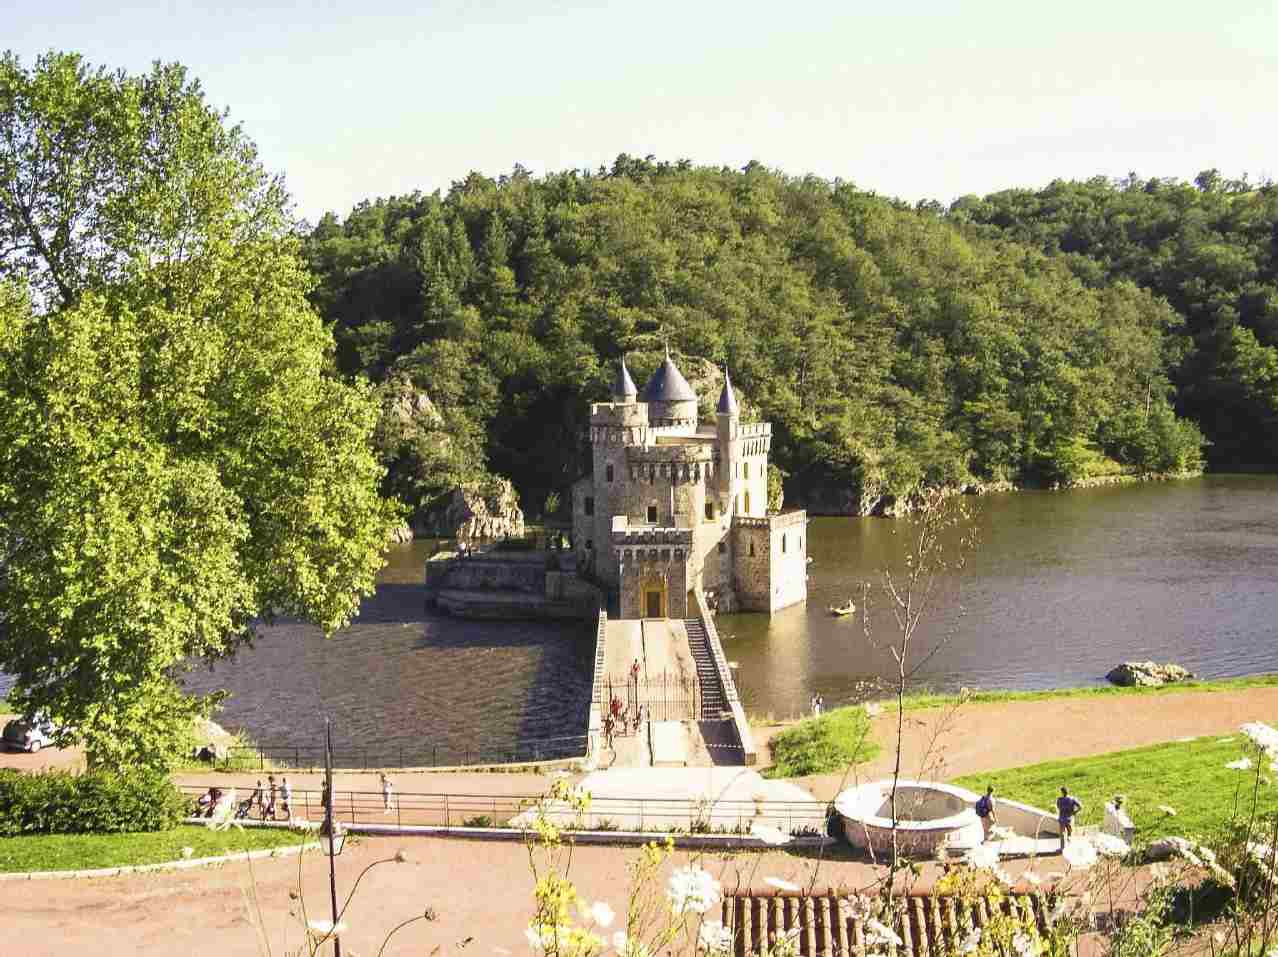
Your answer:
[279,776,293,822]
[249,779,264,819]
[265,775,277,821]
[1056,786,1082,853]
[380,772,394,814]
[975,785,998,842]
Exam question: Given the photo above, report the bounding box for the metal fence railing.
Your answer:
[213,734,589,772]
[180,784,834,837]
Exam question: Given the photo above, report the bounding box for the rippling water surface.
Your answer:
[181,544,594,756]
[6,475,1276,751]
[720,475,1278,716]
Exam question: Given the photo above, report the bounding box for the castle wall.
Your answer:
[731,520,773,612]
[576,371,805,619]
[732,511,808,612]
[768,511,809,612]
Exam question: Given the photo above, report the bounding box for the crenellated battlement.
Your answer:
[572,354,806,619]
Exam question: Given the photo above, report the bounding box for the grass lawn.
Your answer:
[761,707,880,778]
[952,728,1278,843]
[0,825,307,872]
[895,673,1278,713]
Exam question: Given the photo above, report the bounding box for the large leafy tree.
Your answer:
[0,52,399,771]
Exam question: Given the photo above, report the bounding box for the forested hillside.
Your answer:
[951,172,1278,466]
[303,157,1206,521]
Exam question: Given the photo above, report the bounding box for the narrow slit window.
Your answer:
[647,504,658,524]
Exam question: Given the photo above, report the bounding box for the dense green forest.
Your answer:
[302,157,1273,521]
[949,172,1278,467]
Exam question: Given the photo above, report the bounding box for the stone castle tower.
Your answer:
[571,351,808,619]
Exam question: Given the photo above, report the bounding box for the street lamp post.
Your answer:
[322,716,345,957]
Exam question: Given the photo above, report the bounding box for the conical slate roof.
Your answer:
[640,346,697,402]
[716,367,740,415]
[612,355,638,399]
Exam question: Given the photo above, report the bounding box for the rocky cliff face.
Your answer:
[419,478,525,540]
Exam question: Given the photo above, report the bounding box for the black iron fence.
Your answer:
[215,733,588,772]
[179,783,833,836]
[598,672,701,726]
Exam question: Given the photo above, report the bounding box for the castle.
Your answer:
[572,351,808,619]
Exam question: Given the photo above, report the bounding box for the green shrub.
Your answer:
[763,706,881,778]
[461,815,494,828]
[0,769,187,836]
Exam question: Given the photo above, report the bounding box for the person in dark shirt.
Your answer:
[975,785,998,842]
[1056,786,1082,853]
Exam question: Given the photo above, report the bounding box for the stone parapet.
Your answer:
[610,525,694,547]
[692,590,756,765]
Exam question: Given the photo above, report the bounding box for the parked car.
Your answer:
[2,715,57,753]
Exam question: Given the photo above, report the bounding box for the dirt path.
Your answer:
[754,685,1278,801]
[8,834,1060,957]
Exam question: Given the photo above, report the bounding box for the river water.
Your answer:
[720,474,1278,717]
[8,475,1277,752]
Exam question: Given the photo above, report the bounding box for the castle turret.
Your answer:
[612,354,637,404]
[717,367,739,498]
[641,346,698,431]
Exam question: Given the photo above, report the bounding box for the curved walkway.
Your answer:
[754,685,1278,801]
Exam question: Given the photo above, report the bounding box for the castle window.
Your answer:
[647,504,658,524]
[704,501,715,521]
[717,541,725,554]
[744,491,751,514]
[584,496,594,516]
[744,462,750,479]
[749,541,755,557]
[782,533,787,554]
[605,464,614,483]
[586,539,593,550]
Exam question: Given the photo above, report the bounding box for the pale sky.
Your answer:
[9,0,1277,223]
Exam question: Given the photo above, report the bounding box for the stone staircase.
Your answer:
[684,618,728,719]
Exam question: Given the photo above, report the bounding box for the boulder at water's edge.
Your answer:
[1106,660,1196,687]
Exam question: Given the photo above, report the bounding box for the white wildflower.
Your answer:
[308,919,348,936]
[612,931,628,952]
[587,901,615,928]
[964,843,1000,869]
[750,823,791,846]
[958,927,981,954]
[865,918,903,948]
[865,702,884,717]
[1063,840,1098,869]
[1012,930,1040,956]
[991,866,1013,886]
[1148,862,1170,881]
[179,846,194,859]
[1213,931,1225,945]
[838,895,874,920]
[206,788,240,831]
[698,920,734,955]
[524,927,544,951]
[1226,757,1253,771]
[1241,722,1278,755]
[764,876,801,892]
[1090,832,1130,857]
[1157,804,1177,816]
[667,865,722,915]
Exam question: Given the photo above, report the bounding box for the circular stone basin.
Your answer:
[834,780,983,857]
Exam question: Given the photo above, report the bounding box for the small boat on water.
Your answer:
[828,601,856,617]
